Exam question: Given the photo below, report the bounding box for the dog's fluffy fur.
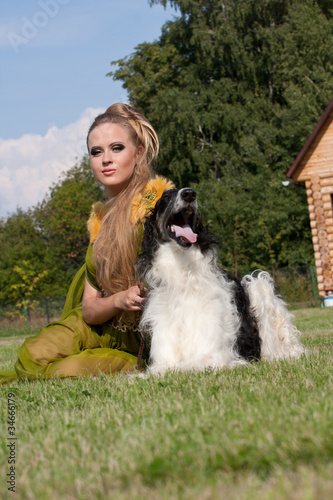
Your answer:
[137,188,306,374]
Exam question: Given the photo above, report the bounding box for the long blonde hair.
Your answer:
[87,103,159,297]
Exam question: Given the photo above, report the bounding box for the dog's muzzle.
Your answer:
[166,188,198,247]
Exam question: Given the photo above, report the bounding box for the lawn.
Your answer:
[0,307,332,500]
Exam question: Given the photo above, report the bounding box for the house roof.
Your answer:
[286,98,333,179]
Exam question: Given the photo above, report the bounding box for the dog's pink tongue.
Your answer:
[173,224,197,243]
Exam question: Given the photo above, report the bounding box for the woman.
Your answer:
[0,104,174,383]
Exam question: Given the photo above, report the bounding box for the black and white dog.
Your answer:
[137,188,306,374]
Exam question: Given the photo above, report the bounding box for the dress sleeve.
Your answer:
[85,242,100,290]
[59,243,99,320]
[60,263,86,320]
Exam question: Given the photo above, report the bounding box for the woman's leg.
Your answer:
[43,348,138,378]
[14,308,138,380]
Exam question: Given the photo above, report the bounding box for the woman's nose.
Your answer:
[102,150,113,164]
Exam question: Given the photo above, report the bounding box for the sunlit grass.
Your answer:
[0,308,332,500]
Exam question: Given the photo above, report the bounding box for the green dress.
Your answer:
[0,176,174,383]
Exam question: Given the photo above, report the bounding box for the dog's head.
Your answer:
[137,188,217,278]
[152,188,199,247]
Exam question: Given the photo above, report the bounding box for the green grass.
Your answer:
[0,324,40,338]
[0,308,333,500]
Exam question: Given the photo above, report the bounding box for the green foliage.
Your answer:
[0,158,104,300]
[275,266,319,306]
[195,174,313,274]
[32,157,105,294]
[0,209,48,301]
[9,261,48,323]
[109,0,333,271]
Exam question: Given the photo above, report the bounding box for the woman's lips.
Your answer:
[102,168,116,176]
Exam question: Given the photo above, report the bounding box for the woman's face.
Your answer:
[88,122,142,198]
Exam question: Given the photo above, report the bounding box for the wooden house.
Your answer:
[286,98,333,298]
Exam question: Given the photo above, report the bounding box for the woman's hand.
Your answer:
[114,285,147,312]
[82,279,147,325]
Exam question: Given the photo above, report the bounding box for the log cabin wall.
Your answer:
[306,174,333,296]
[287,98,333,298]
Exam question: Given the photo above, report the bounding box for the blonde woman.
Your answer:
[1,104,174,383]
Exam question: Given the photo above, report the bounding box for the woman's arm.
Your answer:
[82,278,146,325]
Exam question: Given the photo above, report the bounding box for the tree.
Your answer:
[0,209,48,301]
[32,157,105,294]
[109,0,333,271]
[0,158,105,300]
[9,261,48,323]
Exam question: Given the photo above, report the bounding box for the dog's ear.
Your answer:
[136,211,159,278]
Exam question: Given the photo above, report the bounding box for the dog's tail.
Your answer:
[241,271,307,360]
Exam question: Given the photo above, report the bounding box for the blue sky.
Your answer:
[0,0,176,216]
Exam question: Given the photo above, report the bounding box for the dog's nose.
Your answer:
[181,188,196,202]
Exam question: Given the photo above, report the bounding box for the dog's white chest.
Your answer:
[140,243,239,371]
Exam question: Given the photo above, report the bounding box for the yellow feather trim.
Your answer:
[87,202,109,243]
[87,176,175,242]
[130,175,175,225]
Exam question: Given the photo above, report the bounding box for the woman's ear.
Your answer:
[135,145,144,163]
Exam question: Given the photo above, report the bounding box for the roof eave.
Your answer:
[286,98,333,179]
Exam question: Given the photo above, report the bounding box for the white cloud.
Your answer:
[0,107,104,217]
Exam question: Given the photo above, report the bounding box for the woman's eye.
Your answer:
[90,148,102,156]
[112,144,125,152]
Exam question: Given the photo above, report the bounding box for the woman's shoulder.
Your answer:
[131,175,175,224]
